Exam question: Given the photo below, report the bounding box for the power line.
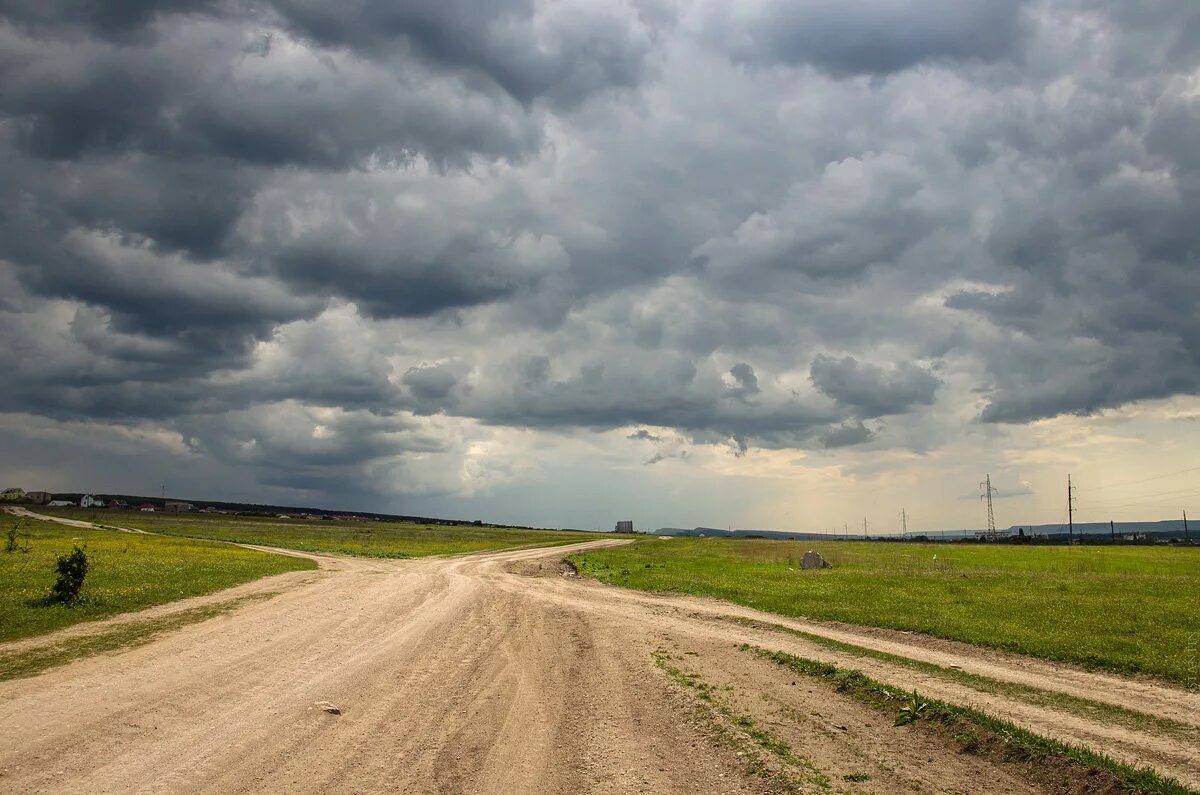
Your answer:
[1079,483,1200,507]
[980,474,997,537]
[1083,464,1200,491]
[1075,490,1200,516]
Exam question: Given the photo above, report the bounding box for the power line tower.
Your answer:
[901,508,908,539]
[862,517,868,539]
[1067,474,1077,542]
[980,474,997,539]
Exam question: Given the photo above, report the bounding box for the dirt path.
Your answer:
[6,505,155,533]
[1,528,1196,793]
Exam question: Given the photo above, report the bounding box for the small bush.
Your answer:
[49,544,89,604]
[4,519,29,553]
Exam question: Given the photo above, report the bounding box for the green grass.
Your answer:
[0,592,277,681]
[0,515,314,643]
[719,614,1198,743]
[570,538,1200,687]
[749,646,1193,795]
[36,507,617,559]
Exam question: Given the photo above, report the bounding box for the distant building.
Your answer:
[164,500,195,513]
[48,500,74,507]
[1,487,25,502]
[108,500,128,510]
[26,491,52,505]
[80,494,104,508]
[136,503,157,512]
[615,520,635,533]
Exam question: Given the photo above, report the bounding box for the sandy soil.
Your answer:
[1,521,1196,793]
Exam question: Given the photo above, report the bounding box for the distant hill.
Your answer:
[654,519,1194,543]
[654,527,852,541]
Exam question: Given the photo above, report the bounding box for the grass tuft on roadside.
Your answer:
[715,613,1198,743]
[747,646,1195,795]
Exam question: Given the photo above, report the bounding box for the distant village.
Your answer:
[0,486,542,528]
[1,487,401,520]
[4,487,198,513]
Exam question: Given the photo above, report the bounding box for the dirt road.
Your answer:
[1,529,1196,793]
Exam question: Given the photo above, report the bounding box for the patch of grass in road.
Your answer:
[652,649,830,793]
[717,614,1198,743]
[38,507,617,559]
[0,515,314,643]
[571,538,1200,687]
[0,592,277,681]
[748,646,1194,795]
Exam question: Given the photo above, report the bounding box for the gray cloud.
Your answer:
[725,362,760,400]
[270,0,657,107]
[708,0,1028,76]
[810,355,940,418]
[818,420,875,449]
[1,1,1198,514]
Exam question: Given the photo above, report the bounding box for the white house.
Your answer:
[80,494,105,508]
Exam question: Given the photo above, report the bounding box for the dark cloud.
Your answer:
[0,0,225,40]
[269,0,656,107]
[0,24,537,168]
[818,420,875,449]
[810,355,939,418]
[725,362,760,400]
[710,0,1028,77]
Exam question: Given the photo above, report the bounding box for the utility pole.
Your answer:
[980,474,997,538]
[1067,474,1076,542]
[1185,510,1190,541]
[1110,519,1115,543]
[863,517,868,539]
[901,508,908,539]
[844,522,848,540]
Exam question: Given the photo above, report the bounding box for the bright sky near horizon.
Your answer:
[1,1,1198,532]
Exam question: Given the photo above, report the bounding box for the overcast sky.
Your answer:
[2,1,1198,532]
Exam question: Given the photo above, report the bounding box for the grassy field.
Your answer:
[571,538,1200,687]
[1,514,314,643]
[34,507,617,559]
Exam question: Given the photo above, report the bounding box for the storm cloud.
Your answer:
[1,0,1198,522]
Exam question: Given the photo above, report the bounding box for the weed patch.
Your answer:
[0,593,278,681]
[746,646,1194,795]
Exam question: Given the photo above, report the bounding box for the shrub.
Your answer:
[49,544,89,604]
